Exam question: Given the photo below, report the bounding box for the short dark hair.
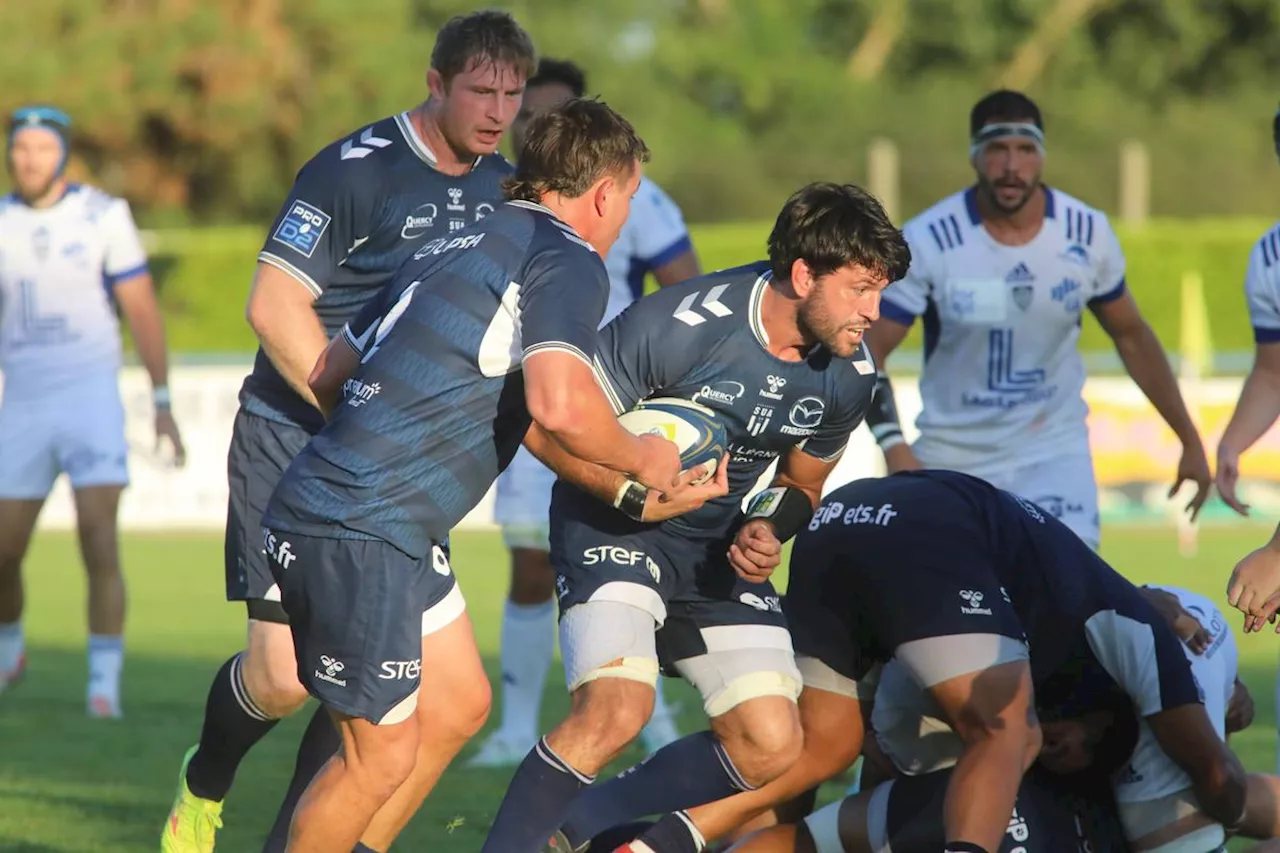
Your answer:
[529,59,587,98]
[431,10,537,85]
[970,90,1043,137]
[504,98,650,202]
[767,182,911,285]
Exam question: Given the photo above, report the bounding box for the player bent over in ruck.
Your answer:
[610,470,1250,853]
[257,99,684,853]
[479,182,911,853]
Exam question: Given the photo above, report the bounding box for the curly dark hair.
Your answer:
[767,182,911,284]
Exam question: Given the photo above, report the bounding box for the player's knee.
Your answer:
[578,675,656,744]
[714,694,804,788]
[345,716,421,800]
[431,669,492,744]
[242,630,308,717]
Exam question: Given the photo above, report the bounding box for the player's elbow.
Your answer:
[527,384,586,438]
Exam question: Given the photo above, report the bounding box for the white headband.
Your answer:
[969,122,1045,161]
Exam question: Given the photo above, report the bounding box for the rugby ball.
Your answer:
[618,397,728,486]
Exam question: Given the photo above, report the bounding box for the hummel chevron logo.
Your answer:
[341,128,393,160]
[673,284,733,326]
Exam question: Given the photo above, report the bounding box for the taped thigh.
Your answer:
[560,600,659,692]
[673,632,802,718]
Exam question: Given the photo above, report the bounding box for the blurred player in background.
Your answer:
[161,11,535,853]
[0,105,184,719]
[863,89,1210,551]
[260,97,673,853]
[470,57,702,770]
[1216,105,1280,768]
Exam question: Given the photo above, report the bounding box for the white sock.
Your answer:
[88,634,124,704]
[497,599,557,743]
[0,621,23,674]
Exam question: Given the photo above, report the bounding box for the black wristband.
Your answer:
[943,843,990,853]
[865,369,905,450]
[613,480,648,522]
[743,486,814,543]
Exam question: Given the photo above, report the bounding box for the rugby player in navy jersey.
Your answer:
[478,182,912,853]
[161,11,538,852]
[257,98,677,853]
[629,470,1249,853]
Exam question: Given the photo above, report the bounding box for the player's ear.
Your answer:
[426,68,447,100]
[592,175,615,218]
[790,259,816,298]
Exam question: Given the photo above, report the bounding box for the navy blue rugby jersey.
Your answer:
[563,260,878,540]
[242,110,512,432]
[262,201,610,557]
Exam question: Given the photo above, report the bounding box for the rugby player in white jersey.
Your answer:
[469,58,703,769]
[864,90,1210,550]
[1215,107,1280,765]
[0,106,185,718]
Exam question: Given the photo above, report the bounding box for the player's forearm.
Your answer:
[126,296,172,390]
[523,423,627,505]
[1188,748,1248,830]
[1220,366,1280,457]
[1115,325,1201,445]
[944,733,1034,853]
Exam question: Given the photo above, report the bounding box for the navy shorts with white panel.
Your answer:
[786,469,1202,723]
[262,200,613,723]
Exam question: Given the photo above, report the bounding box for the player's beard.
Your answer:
[798,286,860,359]
[981,175,1040,215]
[14,169,61,205]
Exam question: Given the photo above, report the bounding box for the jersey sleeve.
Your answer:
[518,243,610,372]
[628,181,694,271]
[100,199,150,286]
[258,152,383,298]
[879,221,934,326]
[1087,213,1128,306]
[799,346,876,462]
[1246,229,1280,344]
[1083,604,1202,718]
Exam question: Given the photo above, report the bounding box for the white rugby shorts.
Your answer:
[0,376,129,497]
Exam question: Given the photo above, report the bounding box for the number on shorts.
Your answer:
[431,544,452,576]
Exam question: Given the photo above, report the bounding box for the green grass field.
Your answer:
[2,525,1279,852]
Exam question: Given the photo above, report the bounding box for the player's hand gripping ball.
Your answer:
[618,397,728,486]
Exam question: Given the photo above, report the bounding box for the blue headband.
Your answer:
[8,106,72,175]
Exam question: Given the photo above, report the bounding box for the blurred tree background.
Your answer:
[1,0,1277,226]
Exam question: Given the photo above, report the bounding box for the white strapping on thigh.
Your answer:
[559,600,660,692]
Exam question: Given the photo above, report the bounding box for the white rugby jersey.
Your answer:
[881,187,1126,469]
[1245,222,1280,345]
[602,178,693,323]
[0,185,148,395]
[1115,585,1236,806]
